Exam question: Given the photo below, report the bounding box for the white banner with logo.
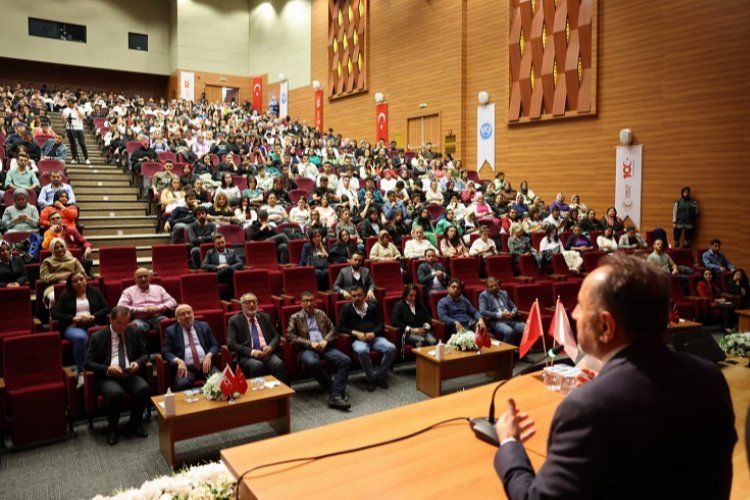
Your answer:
[477,103,496,173]
[279,80,289,117]
[615,144,643,229]
[179,71,195,101]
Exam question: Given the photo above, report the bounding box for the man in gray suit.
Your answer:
[417,248,450,296]
[493,253,736,499]
[478,277,525,345]
[227,292,288,384]
[332,252,376,301]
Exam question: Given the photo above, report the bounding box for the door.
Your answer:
[407,113,441,152]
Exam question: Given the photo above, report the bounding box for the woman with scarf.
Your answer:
[40,238,85,308]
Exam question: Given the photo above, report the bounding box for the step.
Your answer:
[79,215,158,227]
[84,224,158,236]
[73,179,132,187]
[87,233,170,248]
[67,165,123,173]
[67,172,130,181]
[75,186,140,195]
[76,193,139,202]
[81,208,151,217]
[75,200,149,210]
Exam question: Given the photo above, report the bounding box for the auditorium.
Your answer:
[0,0,747,498]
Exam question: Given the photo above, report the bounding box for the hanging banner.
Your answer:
[615,144,643,229]
[376,102,388,142]
[477,103,496,173]
[179,71,195,102]
[279,80,289,117]
[314,89,324,131]
[252,76,263,111]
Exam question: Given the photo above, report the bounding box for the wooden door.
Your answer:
[407,113,441,152]
[204,85,222,104]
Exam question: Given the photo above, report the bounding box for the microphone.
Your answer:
[470,344,565,446]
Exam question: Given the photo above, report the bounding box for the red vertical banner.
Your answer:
[376,102,388,142]
[252,76,263,112]
[314,89,324,131]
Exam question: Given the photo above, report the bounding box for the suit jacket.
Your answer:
[0,256,29,287]
[478,289,518,322]
[201,248,244,272]
[286,308,336,348]
[84,325,149,385]
[390,299,432,334]
[162,320,220,366]
[333,266,375,294]
[337,301,384,337]
[51,286,110,334]
[495,339,736,499]
[417,261,450,296]
[227,311,279,360]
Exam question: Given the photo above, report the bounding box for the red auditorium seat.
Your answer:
[150,244,191,301]
[449,256,485,303]
[37,159,66,174]
[179,273,231,344]
[0,287,38,376]
[232,269,284,323]
[244,241,285,293]
[98,246,138,306]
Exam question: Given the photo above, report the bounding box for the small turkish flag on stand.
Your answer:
[219,365,236,398]
[474,323,492,349]
[519,300,543,359]
[548,298,578,361]
[233,365,248,395]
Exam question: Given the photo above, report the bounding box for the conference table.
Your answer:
[221,361,750,499]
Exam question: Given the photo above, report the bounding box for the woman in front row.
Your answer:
[391,284,436,350]
[52,272,110,382]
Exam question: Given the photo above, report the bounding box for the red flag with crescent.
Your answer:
[376,102,388,142]
[314,89,324,131]
[252,76,263,112]
[219,365,236,398]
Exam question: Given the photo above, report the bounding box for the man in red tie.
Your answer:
[162,304,220,391]
[227,293,288,384]
[84,306,150,446]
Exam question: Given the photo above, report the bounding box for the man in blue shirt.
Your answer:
[438,278,486,335]
[702,239,734,275]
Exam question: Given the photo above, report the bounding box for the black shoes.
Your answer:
[107,428,119,446]
[328,395,351,411]
[376,378,389,390]
[366,380,377,392]
[128,422,148,438]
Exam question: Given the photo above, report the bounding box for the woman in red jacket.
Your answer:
[696,269,736,333]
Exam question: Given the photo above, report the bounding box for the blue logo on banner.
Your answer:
[480,122,493,140]
[281,94,287,104]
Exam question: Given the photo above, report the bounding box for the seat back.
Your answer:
[582,251,606,272]
[295,177,315,193]
[180,273,222,310]
[289,238,307,266]
[553,281,580,311]
[288,189,308,204]
[217,224,245,246]
[37,159,65,174]
[0,287,34,334]
[328,262,351,289]
[157,152,177,163]
[99,246,138,280]
[519,253,545,280]
[151,244,190,277]
[4,188,38,207]
[513,284,543,311]
[282,266,318,298]
[245,241,279,271]
[428,290,449,319]
[233,270,274,303]
[668,248,695,269]
[39,171,69,186]
[370,260,403,294]
[450,256,483,287]
[383,294,401,326]
[3,333,62,391]
[485,254,515,283]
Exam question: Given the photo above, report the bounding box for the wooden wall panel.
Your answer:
[168,70,252,103]
[463,0,750,266]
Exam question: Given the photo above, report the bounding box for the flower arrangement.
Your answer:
[447,331,479,351]
[719,332,750,357]
[92,462,236,500]
[201,371,241,402]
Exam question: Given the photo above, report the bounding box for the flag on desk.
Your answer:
[549,298,578,361]
[234,365,248,395]
[220,365,236,398]
[475,323,492,349]
[519,300,543,359]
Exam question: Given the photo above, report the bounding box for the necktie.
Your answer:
[118,334,126,370]
[185,327,201,369]
[250,318,261,349]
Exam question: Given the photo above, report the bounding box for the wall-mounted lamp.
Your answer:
[278,73,287,82]
[312,80,322,90]
[619,128,633,145]
[374,92,385,103]
[478,91,490,105]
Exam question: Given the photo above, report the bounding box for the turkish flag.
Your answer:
[376,102,388,142]
[252,76,263,112]
[519,300,543,358]
[474,323,492,349]
[219,365,236,398]
[233,365,248,395]
[314,89,324,131]
[548,298,578,361]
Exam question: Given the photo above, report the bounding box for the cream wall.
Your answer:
[172,0,250,76]
[248,0,311,88]
[0,0,170,74]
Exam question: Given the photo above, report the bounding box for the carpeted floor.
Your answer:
[0,357,544,500]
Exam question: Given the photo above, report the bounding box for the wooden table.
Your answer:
[221,374,560,499]
[667,319,703,334]
[737,309,750,332]
[151,376,294,468]
[412,342,516,397]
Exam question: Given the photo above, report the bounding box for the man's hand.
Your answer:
[176,360,188,378]
[262,345,272,356]
[366,290,376,301]
[576,368,598,388]
[7,282,20,288]
[364,332,375,341]
[84,247,92,258]
[164,221,171,231]
[353,332,366,341]
[129,362,139,373]
[217,263,229,269]
[495,397,536,443]
[501,311,514,320]
[477,318,486,329]
[251,349,265,359]
[107,366,124,377]
[202,353,213,374]
[454,321,463,333]
[143,305,158,316]
[341,290,351,299]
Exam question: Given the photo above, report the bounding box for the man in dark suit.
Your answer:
[417,248,450,296]
[494,253,737,499]
[337,285,396,392]
[286,291,352,410]
[227,292,288,384]
[202,233,244,300]
[84,306,150,446]
[333,252,376,301]
[478,277,525,345]
[162,304,220,391]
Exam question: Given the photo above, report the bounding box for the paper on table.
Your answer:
[265,380,281,389]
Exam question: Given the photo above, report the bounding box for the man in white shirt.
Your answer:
[38,171,76,208]
[61,96,90,164]
[118,268,178,340]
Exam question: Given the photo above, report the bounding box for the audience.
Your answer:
[162,304,220,391]
[391,284,436,348]
[118,268,177,338]
[438,278,486,335]
[478,277,525,345]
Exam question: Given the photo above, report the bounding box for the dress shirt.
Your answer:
[109,327,129,367]
[39,183,76,207]
[702,250,734,274]
[305,312,324,343]
[246,315,268,349]
[469,238,497,256]
[354,302,368,319]
[181,326,206,367]
[118,284,177,319]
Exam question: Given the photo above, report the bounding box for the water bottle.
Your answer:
[164,388,176,416]
[436,340,445,360]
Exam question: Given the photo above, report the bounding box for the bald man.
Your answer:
[118,267,177,339]
[493,254,736,499]
[162,304,220,391]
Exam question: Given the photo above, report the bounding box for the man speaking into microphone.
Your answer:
[493,253,736,499]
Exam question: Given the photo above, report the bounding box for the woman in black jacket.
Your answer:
[52,272,109,375]
[391,284,436,349]
[0,240,29,287]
